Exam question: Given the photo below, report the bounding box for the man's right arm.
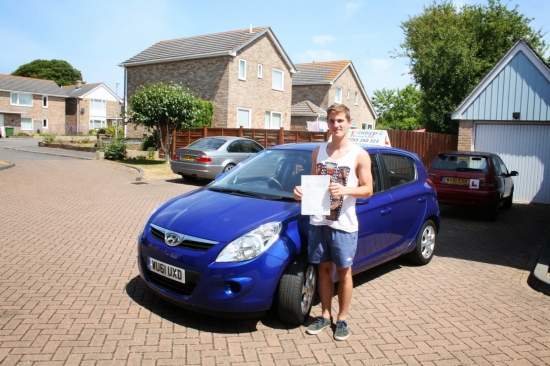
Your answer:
[294,147,319,201]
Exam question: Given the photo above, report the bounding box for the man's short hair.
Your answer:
[326,103,351,121]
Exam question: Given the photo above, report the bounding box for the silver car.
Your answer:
[171,136,264,180]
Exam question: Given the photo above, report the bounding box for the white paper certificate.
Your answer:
[301,175,331,215]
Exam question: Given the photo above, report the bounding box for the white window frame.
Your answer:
[90,99,106,110]
[42,119,48,129]
[334,87,343,103]
[258,64,263,78]
[11,93,33,106]
[272,69,284,91]
[347,89,350,100]
[264,111,283,129]
[42,95,48,108]
[89,119,106,130]
[239,59,247,80]
[21,117,33,130]
[237,108,251,128]
[362,123,374,130]
[355,91,359,105]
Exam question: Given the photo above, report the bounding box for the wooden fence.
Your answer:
[170,127,457,168]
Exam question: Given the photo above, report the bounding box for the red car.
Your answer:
[428,151,518,221]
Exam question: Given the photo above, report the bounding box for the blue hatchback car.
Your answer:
[137,143,440,324]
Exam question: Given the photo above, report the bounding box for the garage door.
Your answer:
[475,123,550,204]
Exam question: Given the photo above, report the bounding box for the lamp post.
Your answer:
[115,83,120,138]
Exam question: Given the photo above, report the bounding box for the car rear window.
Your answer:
[430,154,488,172]
[188,138,225,150]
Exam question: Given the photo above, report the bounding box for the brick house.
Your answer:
[62,81,122,135]
[0,74,121,136]
[291,60,377,131]
[119,26,297,137]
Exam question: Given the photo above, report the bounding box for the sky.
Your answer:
[1,0,549,99]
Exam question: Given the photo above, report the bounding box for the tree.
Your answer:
[12,59,83,86]
[399,0,548,133]
[128,82,202,163]
[372,84,424,130]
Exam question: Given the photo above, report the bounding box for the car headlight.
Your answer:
[216,222,282,262]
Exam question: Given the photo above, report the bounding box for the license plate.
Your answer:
[442,177,469,185]
[181,155,194,161]
[148,257,186,283]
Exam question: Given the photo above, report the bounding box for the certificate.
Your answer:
[300,175,331,215]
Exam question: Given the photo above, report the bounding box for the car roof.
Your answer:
[438,151,494,157]
[269,142,415,156]
[200,136,249,141]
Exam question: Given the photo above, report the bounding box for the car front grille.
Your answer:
[150,224,217,251]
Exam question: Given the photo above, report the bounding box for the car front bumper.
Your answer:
[137,236,287,315]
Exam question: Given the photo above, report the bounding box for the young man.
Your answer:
[294,103,373,341]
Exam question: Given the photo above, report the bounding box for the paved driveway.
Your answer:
[1,157,549,365]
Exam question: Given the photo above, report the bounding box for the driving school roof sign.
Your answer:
[347,130,391,147]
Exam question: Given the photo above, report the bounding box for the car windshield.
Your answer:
[209,149,312,200]
[430,154,488,172]
[187,138,225,150]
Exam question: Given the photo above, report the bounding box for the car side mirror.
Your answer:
[509,171,519,177]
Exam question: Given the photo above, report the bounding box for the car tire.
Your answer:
[277,255,316,325]
[222,164,236,173]
[503,190,513,210]
[407,220,436,265]
[485,202,498,221]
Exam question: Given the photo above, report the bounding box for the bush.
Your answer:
[147,147,156,160]
[105,125,123,137]
[97,128,107,134]
[42,134,56,143]
[103,138,127,160]
[141,130,158,151]
[89,129,98,135]
[16,132,29,136]
[195,100,214,127]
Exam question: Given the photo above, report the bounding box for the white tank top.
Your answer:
[310,143,361,232]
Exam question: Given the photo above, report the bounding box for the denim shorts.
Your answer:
[308,225,358,268]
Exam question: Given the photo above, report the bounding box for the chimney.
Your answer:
[249,24,253,33]
[76,80,82,89]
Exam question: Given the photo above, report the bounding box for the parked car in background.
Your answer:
[171,136,264,180]
[428,151,518,221]
[138,143,440,324]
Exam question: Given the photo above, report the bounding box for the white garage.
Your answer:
[453,39,550,204]
[474,123,550,204]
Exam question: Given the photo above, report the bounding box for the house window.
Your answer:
[237,108,251,128]
[264,111,282,129]
[11,93,33,106]
[42,119,48,129]
[21,118,33,130]
[90,119,106,129]
[90,99,106,110]
[347,89,350,100]
[355,91,359,105]
[42,96,48,108]
[239,59,247,80]
[258,64,263,78]
[272,69,284,91]
[362,123,374,130]
[334,87,342,103]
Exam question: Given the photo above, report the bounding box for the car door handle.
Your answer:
[380,207,392,216]
[418,196,426,203]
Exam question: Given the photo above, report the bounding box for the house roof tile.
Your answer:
[120,26,296,72]
[291,100,326,117]
[292,60,351,85]
[0,74,67,97]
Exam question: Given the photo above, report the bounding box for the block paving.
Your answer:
[1,159,549,365]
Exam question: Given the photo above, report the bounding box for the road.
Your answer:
[1,138,549,365]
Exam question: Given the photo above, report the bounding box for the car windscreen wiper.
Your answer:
[209,186,287,200]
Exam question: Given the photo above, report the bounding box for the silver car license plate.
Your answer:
[148,257,186,283]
